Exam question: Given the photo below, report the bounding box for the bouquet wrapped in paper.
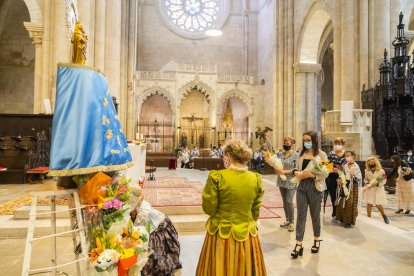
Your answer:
[401,167,413,181]
[291,159,333,185]
[368,174,387,187]
[264,152,286,181]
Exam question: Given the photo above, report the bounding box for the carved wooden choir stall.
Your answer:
[362,12,414,160]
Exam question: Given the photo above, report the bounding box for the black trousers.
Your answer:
[326,173,339,217]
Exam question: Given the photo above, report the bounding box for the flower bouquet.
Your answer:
[336,166,349,197]
[79,173,150,275]
[264,151,286,180]
[368,174,387,187]
[291,158,333,185]
[402,167,413,181]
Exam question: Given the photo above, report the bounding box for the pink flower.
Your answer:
[111,176,121,184]
[118,185,128,196]
[103,200,113,209]
[112,198,123,210]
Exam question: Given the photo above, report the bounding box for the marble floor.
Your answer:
[0,168,414,275]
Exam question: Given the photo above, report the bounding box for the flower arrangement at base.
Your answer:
[75,173,150,275]
[264,151,286,180]
[291,159,333,185]
[402,167,413,181]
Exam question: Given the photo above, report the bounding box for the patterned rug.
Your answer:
[142,176,282,219]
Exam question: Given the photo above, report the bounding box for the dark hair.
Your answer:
[300,131,319,156]
[391,155,402,168]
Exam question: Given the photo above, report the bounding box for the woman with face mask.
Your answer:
[335,151,362,228]
[363,157,389,224]
[275,137,299,232]
[197,139,267,275]
[391,155,414,215]
[326,137,347,220]
[290,131,329,258]
[404,150,414,170]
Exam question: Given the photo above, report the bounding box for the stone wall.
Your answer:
[0,0,34,114]
[138,1,258,76]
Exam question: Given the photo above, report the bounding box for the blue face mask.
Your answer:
[304,142,312,149]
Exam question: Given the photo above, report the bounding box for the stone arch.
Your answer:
[297,4,332,64]
[217,89,252,114]
[23,0,43,23]
[137,86,176,116]
[177,78,215,108]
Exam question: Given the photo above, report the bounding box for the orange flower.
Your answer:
[131,230,140,240]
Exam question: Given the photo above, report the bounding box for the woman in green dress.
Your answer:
[196,139,267,276]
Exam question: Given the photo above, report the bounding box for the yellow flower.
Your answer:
[120,248,135,259]
[131,230,140,240]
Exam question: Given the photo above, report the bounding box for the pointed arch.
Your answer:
[177,77,215,107]
[136,86,176,115]
[217,89,252,114]
[23,0,42,23]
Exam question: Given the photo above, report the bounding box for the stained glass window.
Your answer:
[159,0,229,39]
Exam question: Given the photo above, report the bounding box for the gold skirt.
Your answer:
[196,232,267,276]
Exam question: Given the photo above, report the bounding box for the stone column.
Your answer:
[293,63,322,143]
[359,0,369,90]
[77,0,95,65]
[105,0,122,100]
[94,0,105,70]
[373,0,390,85]
[340,0,358,106]
[126,0,139,140]
[333,1,341,110]
[24,22,43,114]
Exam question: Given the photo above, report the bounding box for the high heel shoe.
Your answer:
[382,215,389,224]
[405,210,411,214]
[395,209,403,214]
[311,240,323,253]
[291,244,303,259]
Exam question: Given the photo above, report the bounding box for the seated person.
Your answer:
[191,147,200,158]
[209,146,219,158]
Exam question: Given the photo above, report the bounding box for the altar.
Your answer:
[124,143,147,181]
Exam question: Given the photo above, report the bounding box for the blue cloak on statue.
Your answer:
[49,63,133,176]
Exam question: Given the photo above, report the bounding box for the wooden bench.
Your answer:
[25,167,49,183]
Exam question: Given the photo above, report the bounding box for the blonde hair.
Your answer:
[334,137,346,145]
[365,156,382,171]
[223,139,252,164]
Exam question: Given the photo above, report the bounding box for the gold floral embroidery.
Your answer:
[102,115,110,125]
[124,148,130,152]
[119,128,123,134]
[103,97,109,107]
[111,149,120,154]
[106,129,113,140]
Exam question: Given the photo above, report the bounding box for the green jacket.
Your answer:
[202,169,264,241]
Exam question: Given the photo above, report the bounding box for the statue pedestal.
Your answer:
[324,109,373,160]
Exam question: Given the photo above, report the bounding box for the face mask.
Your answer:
[334,145,343,151]
[304,142,312,149]
[223,156,230,168]
[283,145,291,151]
[369,164,375,169]
[408,152,413,157]
[346,157,353,163]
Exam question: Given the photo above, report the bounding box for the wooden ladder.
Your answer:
[21,189,88,276]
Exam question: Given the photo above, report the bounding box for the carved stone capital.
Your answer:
[23,22,44,46]
[293,63,322,74]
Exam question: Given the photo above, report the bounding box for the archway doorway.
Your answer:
[217,97,249,146]
[295,7,332,145]
[179,89,212,149]
[0,0,34,113]
[138,94,174,153]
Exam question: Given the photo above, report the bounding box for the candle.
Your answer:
[135,133,139,140]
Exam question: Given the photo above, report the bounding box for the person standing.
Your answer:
[363,157,389,224]
[196,140,267,275]
[326,137,347,220]
[335,151,362,228]
[291,131,329,258]
[391,155,414,214]
[404,150,414,170]
[275,137,299,232]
